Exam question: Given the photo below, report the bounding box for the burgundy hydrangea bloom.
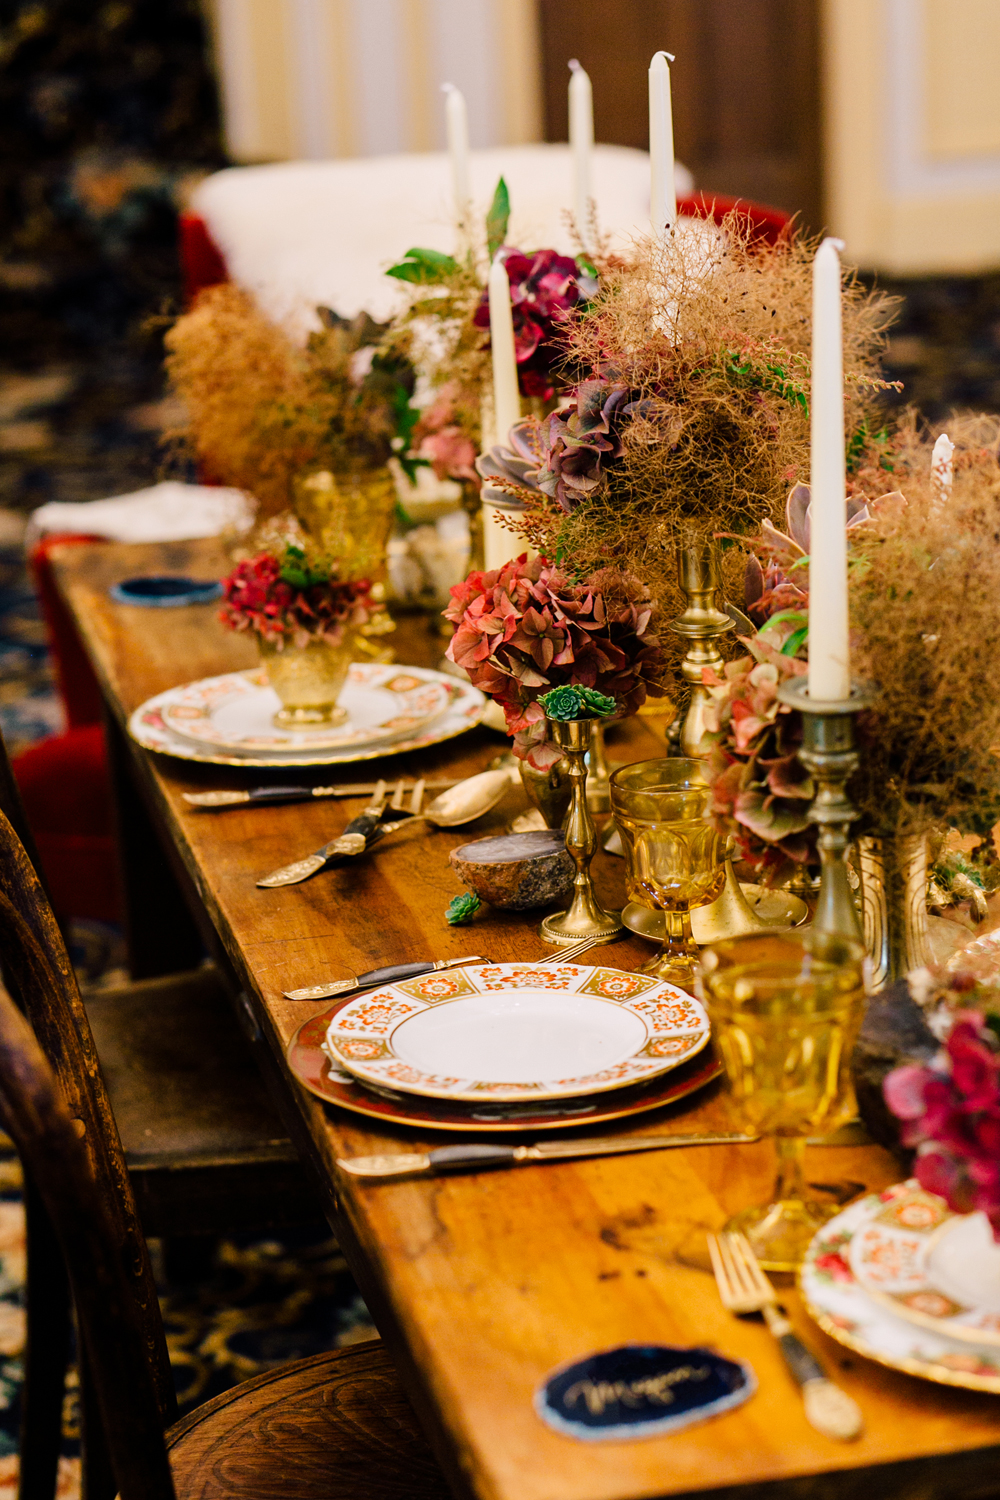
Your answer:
[443,553,665,768]
[220,552,373,648]
[884,1009,1000,1239]
[473,248,589,401]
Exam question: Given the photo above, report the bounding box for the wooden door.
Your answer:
[538,0,823,233]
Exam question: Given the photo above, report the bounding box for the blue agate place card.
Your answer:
[535,1342,755,1442]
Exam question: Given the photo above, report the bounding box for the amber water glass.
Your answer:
[698,930,868,1271]
[609,759,725,985]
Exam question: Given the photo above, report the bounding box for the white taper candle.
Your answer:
[808,237,850,702]
[442,83,470,231]
[648,50,676,237]
[568,59,594,252]
[932,432,954,501]
[484,255,521,569]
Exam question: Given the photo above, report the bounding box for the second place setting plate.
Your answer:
[324,961,710,1105]
[160,663,451,755]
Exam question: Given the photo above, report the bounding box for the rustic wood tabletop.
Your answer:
[50,536,1000,1500]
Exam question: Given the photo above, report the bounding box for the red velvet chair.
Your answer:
[15,536,120,924]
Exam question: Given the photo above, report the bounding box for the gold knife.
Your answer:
[337,1133,759,1179]
[257,781,388,888]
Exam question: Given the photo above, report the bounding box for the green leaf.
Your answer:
[486,177,511,261]
[781,625,809,657]
[767,609,808,629]
[385,247,460,284]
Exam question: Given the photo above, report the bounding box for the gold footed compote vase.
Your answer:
[698,929,868,1272]
[258,634,354,728]
[538,717,623,946]
[609,758,725,986]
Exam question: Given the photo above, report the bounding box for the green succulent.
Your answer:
[538,685,617,721]
[445,892,482,925]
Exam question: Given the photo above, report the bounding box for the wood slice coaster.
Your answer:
[449,829,573,911]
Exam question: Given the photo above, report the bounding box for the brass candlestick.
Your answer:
[669,539,735,757]
[776,677,872,947]
[539,718,623,946]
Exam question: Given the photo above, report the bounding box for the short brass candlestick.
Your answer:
[776,677,872,948]
[539,717,623,946]
[669,539,735,757]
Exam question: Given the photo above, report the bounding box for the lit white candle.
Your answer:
[442,83,470,231]
[932,432,954,501]
[484,255,521,569]
[568,59,594,252]
[808,237,850,702]
[648,50,676,237]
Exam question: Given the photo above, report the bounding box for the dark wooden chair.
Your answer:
[0,806,453,1500]
[0,719,322,1241]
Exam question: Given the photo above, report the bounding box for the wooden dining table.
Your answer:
[50,534,1000,1500]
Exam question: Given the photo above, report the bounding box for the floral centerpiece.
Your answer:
[385,179,597,491]
[884,966,1000,1239]
[165,286,417,522]
[220,538,373,728]
[475,217,898,642]
[443,553,664,768]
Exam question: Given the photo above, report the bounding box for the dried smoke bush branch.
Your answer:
[849,442,1000,841]
[164,285,409,519]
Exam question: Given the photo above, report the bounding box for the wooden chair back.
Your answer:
[0,906,176,1496]
[0,724,174,1496]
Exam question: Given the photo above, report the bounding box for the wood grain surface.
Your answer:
[51,537,1000,1500]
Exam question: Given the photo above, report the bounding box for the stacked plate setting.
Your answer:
[801,1179,1000,1392]
[315,959,714,1131]
[129,662,485,767]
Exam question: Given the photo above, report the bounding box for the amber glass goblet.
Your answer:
[609,758,725,986]
[698,930,868,1271]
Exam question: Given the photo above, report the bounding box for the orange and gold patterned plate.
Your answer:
[322,962,710,1105]
[800,1182,1000,1393]
[288,995,720,1134]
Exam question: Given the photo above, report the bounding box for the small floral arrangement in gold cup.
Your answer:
[220,542,373,728]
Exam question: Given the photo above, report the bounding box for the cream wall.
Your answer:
[824,0,1000,272]
[204,0,542,163]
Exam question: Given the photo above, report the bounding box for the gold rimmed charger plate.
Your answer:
[287,996,721,1134]
[799,1183,1000,1394]
[128,666,485,768]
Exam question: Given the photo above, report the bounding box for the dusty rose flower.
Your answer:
[444,553,665,767]
[220,550,372,648]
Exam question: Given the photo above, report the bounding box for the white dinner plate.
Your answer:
[324,960,710,1104]
[128,665,485,768]
[160,664,450,755]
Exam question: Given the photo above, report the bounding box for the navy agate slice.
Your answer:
[536,1342,755,1441]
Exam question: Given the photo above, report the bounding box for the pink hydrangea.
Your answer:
[884,1010,1000,1238]
[443,553,665,767]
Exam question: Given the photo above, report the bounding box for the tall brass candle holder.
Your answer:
[775,677,872,947]
[669,539,735,757]
[539,717,623,946]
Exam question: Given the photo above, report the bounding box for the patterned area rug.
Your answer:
[0,1134,376,1497]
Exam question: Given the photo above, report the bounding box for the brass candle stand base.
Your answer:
[669,539,735,758]
[538,717,622,946]
[776,678,873,948]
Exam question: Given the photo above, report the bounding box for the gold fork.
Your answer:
[707,1230,863,1441]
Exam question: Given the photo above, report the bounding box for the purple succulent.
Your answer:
[744,481,874,626]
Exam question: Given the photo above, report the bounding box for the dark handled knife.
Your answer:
[337,1133,759,1179]
[184,779,459,809]
[257,780,388,888]
[284,955,486,1002]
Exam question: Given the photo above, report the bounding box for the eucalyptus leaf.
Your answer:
[486,177,511,261]
[385,247,460,284]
